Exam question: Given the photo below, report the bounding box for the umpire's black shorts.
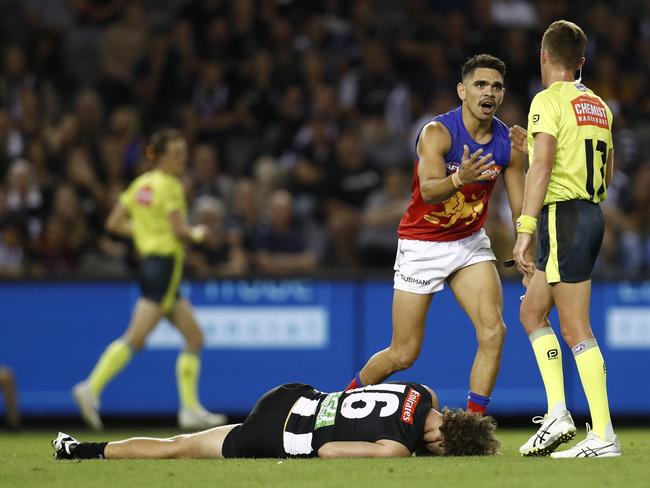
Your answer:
[536,199,604,284]
[222,383,314,459]
[138,254,183,313]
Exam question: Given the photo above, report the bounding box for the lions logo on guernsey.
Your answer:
[399,106,511,243]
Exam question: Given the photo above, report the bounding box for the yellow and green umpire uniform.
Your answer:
[527,80,614,284]
[120,170,187,313]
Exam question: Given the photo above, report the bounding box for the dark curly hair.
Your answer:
[439,408,500,456]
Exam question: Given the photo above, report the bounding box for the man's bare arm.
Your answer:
[168,211,207,244]
[520,132,556,219]
[605,148,614,188]
[318,440,410,459]
[504,148,527,226]
[105,202,132,238]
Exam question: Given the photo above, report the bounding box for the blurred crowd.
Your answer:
[0,0,649,279]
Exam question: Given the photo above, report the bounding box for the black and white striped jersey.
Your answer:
[282,382,433,457]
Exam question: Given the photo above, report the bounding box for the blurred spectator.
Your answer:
[192,60,234,137]
[325,131,381,266]
[0,218,28,278]
[74,88,105,159]
[613,164,650,276]
[50,183,90,253]
[36,215,78,275]
[253,189,318,276]
[64,146,106,232]
[35,184,89,276]
[6,159,43,239]
[99,1,147,108]
[282,115,334,219]
[108,104,143,177]
[360,115,410,170]
[186,195,247,278]
[0,110,24,172]
[133,25,189,129]
[190,143,233,201]
[228,178,260,253]
[357,166,410,267]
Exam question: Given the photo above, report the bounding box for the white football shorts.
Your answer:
[393,229,496,295]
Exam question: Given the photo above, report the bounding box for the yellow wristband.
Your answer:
[516,215,537,234]
[190,227,205,243]
[451,171,464,189]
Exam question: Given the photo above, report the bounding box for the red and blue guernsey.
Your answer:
[398,106,511,242]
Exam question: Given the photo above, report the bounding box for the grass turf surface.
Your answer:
[1,428,648,488]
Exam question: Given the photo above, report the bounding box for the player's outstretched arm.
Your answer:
[105,202,133,238]
[318,440,410,459]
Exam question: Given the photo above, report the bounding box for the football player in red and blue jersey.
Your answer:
[346,55,529,415]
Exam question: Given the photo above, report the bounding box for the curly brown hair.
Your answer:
[439,408,500,456]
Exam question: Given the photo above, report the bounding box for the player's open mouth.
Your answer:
[480,101,495,113]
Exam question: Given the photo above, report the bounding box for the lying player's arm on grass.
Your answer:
[105,202,133,237]
[520,132,556,219]
[318,439,411,459]
[418,122,496,204]
[168,211,208,245]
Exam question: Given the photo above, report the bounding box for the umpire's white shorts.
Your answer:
[393,229,496,295]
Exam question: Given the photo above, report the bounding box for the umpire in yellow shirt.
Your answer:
[511,21,620,458]
[73,129,226,431]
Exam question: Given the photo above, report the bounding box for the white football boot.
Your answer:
[73,381,103,431]
[551,424,621,458]
[178,405,227,429]
[520,410,577,456]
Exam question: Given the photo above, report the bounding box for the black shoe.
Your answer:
[52,432,79,460]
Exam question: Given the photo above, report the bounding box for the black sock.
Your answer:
[73,442,108,459]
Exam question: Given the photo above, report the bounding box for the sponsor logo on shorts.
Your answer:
[401,388,421,424]
[398,273,432,287]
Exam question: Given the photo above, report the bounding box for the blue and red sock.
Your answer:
[467,391,490,414]
[345,372,363,391]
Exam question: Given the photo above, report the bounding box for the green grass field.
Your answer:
[1,428,648,488]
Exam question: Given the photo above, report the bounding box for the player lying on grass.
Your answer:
[53,382,499,459]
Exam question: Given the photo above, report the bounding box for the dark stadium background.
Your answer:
[1,0,649,426]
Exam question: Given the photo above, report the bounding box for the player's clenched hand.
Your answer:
[509,125,528,155]
[513,232,536,277]
[456,145,496,185]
